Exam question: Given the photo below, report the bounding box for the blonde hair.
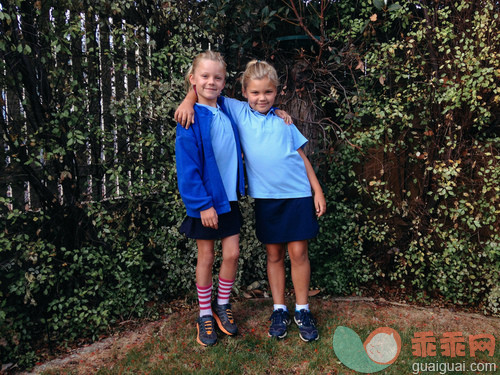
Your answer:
[240,60,279,91]
[185,50,227,92]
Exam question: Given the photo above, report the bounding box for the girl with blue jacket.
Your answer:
[175,51,245,347]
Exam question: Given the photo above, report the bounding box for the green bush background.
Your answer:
[0,0,498,368]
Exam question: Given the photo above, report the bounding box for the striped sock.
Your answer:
[197,283,213,317]
[216,277,235,305]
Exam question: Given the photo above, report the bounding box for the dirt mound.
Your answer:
[17,296,500,375]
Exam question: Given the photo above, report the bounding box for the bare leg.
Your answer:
[266,243,286,305]
[196,239,215,286]
[287,240,310,306]
[219,234,240,281]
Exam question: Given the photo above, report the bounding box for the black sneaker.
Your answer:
[212,302,238,336]
[294,309,319,342]
[268,309,291,339]
[196,315,217,346]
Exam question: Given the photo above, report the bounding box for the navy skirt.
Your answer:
[254,197,319,244]
[180,201,242,240]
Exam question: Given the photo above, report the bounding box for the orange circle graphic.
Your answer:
[363,327,402,365]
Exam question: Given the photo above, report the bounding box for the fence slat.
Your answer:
[2,7,164,211]
[86,12,104,202]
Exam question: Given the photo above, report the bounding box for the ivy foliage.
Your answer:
[365,0,500,309]
[0,0,498,369]
[0,0,220,367]
[281,0,499,311]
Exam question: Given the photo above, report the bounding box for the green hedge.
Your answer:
[1,0,499,369]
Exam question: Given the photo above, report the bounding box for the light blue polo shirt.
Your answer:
[195,103,238,202]
[220,97,312,199]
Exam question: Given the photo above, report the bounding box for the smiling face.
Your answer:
[242,77,277,114]
[189,59,226,107]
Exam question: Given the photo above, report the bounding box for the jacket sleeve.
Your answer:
[175,123,213,215]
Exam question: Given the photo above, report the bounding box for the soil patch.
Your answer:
[17,296,500,375]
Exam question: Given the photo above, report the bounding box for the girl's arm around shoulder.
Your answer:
[218,95,246,115]
[297,148,326,217]
[174,89,197,128]
[219,96,290,123]
[274,109,292,124]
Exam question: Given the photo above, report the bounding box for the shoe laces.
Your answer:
[224,308,234,323]
[270,309,286,324]
[297,309,315,326]
[202,319,214,335]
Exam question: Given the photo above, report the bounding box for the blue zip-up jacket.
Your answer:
[175,100,245,218]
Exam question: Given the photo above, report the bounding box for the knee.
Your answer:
[223,247,240,264]
[267,251,285,265]
[289,249,309,265]
[198,252,215,268]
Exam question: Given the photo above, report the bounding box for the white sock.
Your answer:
[295,303,309,312]
[273,304,288,311]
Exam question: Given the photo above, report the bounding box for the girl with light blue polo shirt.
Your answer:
[176,59,327,343]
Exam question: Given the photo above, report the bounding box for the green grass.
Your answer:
[40,298,500,375]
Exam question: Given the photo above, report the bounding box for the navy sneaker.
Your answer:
[212,302,238,336]
[268,309,291,339]
[196,315,217,346]
[294,309,319,342]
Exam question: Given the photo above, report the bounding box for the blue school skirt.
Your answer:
[254,197,319,244]
[180,201,242,240]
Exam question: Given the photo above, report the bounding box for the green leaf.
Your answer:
[373,0,384,10]
[388,3,402,11]
[262,6,270,18]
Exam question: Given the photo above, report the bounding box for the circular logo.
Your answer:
[364,327,402,365]
[333,326,402,373]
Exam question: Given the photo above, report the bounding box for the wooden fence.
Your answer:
[0,6,164,212]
